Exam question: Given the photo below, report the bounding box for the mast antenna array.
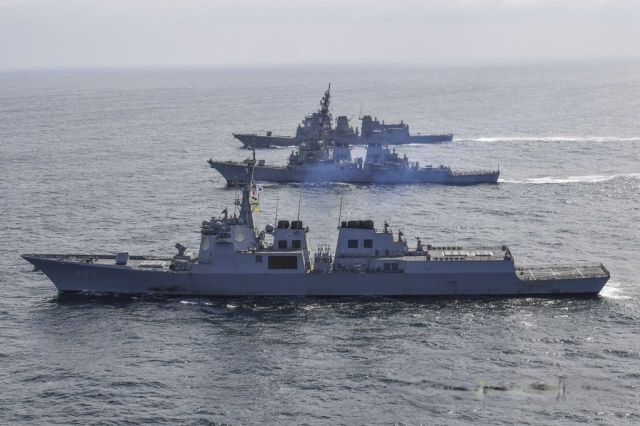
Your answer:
[337,188,345,228]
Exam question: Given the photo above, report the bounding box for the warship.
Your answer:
[209,139,499,185]
[22,154,609,296]
[233,85,453,148]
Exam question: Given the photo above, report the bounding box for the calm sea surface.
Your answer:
[1,60,639,424]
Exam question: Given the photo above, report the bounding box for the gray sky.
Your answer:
[1,0,639,70]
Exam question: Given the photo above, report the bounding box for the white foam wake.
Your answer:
[599,281,632,300]
[499,173,640,184]
[471,136,640,143]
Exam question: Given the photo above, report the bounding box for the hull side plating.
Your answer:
[233,133,453,148]
[209,161,499,185]
[23,256,607,297]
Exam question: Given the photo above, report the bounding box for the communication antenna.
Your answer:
[232,178,241,217]
[358,104,362,120]
[243,145,257,228]
[337,187,345,228]
[296,188,302,223]
[274,194,279,225]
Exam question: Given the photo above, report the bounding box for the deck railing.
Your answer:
[515,263,609,280]
[449,170,500,176]
[24,253,171,261]
[515,263,606,271]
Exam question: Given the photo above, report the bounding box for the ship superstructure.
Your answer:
[232,85,453,148]
[294,84,334,143]
[208,141,499,185]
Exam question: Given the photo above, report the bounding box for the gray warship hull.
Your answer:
[233,133,297,148]
[234,85,453,148]
[233,133,454,148]
[403,134,454,144]
[357,134,454,145]
[22,254,609,297]
[21,150,608,299]
[208,160,499,185]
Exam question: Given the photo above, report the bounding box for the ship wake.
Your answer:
[471,136,640,143]
[500,173,640,185]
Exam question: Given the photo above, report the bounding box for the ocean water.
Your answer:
[1,60,639,424]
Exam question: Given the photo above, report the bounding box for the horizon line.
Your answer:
[2,55,640,74]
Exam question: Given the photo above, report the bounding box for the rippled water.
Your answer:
[2,60,639,424]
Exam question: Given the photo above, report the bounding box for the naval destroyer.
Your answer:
[22,154,609,296]
[233,85,453,148]
[209,139,499,185]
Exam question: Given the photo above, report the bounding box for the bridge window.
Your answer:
[268,255,298,270]
[364,239,373,248]
[348,239,358,249]
[384,263,390,271]
[278,240,288,249]
[292,240,301,249]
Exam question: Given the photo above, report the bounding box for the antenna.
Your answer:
[240,145,257,228]
[358,104,362,120]
[232,179,241,217]
[296,188,302,223]
[337,187,345,228]
[274,194,279,225]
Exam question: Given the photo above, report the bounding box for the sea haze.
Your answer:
[1,60,639,424]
